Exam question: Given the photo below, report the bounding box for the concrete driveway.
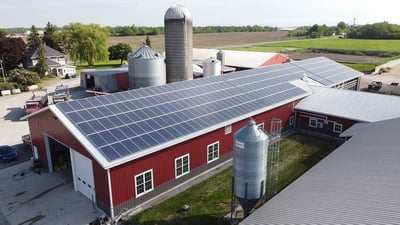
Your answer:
[0,77,104,225]
[0,161,103,225]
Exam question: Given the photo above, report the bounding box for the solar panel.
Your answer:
[55,60,332,162]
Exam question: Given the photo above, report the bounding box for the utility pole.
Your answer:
[0,59,6,82]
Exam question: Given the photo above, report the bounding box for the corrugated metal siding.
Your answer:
[240,118,400,225]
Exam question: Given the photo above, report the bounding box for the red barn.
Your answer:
[25,57,362,219]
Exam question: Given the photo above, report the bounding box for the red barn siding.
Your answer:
[260,54,289,67]
[115,73,129,90]
[27,109,110,207]
[296,110,357,135]
[109,102,296,207]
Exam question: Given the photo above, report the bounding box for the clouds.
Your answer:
[0,0,399,28]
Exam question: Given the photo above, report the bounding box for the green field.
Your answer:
[256,38,400,54]
[128,133,340,225]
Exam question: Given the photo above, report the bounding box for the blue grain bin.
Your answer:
[233,119,268,216]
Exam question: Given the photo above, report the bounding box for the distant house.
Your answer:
[23,45,76,77]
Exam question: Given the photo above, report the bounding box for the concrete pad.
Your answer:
[0,161,103,225]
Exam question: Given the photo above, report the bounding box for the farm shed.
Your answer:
[80,67,129,93]
[24,57,360,219]
[193,48,289,70]
[240,118,400,224]
[294,86,400,136]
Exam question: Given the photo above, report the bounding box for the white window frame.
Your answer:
[289,116,294,126]
[257,122,265,131]
[175,154,190,178]
[333,122,343,133]
[225,124,232,134]
[309,118,318,128]
[207,141,219,163]
[134,169,153,197]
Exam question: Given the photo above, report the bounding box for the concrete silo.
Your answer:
[232,119,268,217]
[164,5,193,83]
[128,44,166,89]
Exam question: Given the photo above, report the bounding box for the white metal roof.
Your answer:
[193,48,284,69]
[295,86,400,122]
[240,118,400,225]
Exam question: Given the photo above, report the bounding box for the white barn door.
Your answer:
[71,150,95,202]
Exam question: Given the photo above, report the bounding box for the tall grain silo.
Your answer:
[232,119,268,217]
[128,44,166,89]
[202,57,221,77]
[164,5,193,83]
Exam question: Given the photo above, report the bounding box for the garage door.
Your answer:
[71,150,95,202]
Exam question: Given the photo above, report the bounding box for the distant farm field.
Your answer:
[257,38,400,53]
[107,31,289,52]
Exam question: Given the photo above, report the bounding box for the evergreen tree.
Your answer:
[27,25,41,50]
[43,22,62,52]
[35,40,48,78]
[145,35,152,47]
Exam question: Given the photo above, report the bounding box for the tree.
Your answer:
[34,40,48,78]
[108,43,132,64]
[145,35,152,47]
[337,21,347,31]
[27,25,41,50]
[0,29,7,40]
[43,22,62,52]
[60,23,108,66]
[0,37,27,70]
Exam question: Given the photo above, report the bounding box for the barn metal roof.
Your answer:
[295,86,400,122]
[43,57,360,169]
[193,48,282,69]
[240,118,400,225]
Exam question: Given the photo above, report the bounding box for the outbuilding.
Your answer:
[25,57,361,219]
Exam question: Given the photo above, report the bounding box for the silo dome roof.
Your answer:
[128,44,163,60]
[164,5,192,20]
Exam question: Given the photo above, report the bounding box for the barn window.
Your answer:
[257,123,265,131]
[309,118,318,128]
[207,141,219,163]
[135,169,153,197]
[175,154,190,178]
[333,122,343,133]
[225,124,232,134]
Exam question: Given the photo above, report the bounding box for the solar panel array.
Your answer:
[56,57,360,162]
[292,57,362,86]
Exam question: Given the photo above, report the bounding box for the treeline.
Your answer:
[107,25,277,36]
[348,22,400,39]
[288,22,348,38]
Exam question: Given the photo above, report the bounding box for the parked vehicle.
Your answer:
[0,145,18,162]
[24,88,48,114]
[64,73,77,79]
[368,81,382,91]
[53,84,70,104]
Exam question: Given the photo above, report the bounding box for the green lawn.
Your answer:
[128,133,341,225]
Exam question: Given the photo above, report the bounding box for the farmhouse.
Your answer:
[23,45,76,77]
[25,57,366,218]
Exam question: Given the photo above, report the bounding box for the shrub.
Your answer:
[0,82,14,91]
[9,69,40,86]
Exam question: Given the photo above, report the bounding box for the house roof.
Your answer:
[24,45,65,59]
[193,48,286,69]
[295,86,400,122]
[27,57,360,169]
[240,118,400,225]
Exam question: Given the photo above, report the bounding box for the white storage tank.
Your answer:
[128,44,166,89]
[233,118,268,216]
[202,57,221,77]
[164,5,193,83]
[217,50,225,66]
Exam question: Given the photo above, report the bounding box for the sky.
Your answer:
[1,0,399,28]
